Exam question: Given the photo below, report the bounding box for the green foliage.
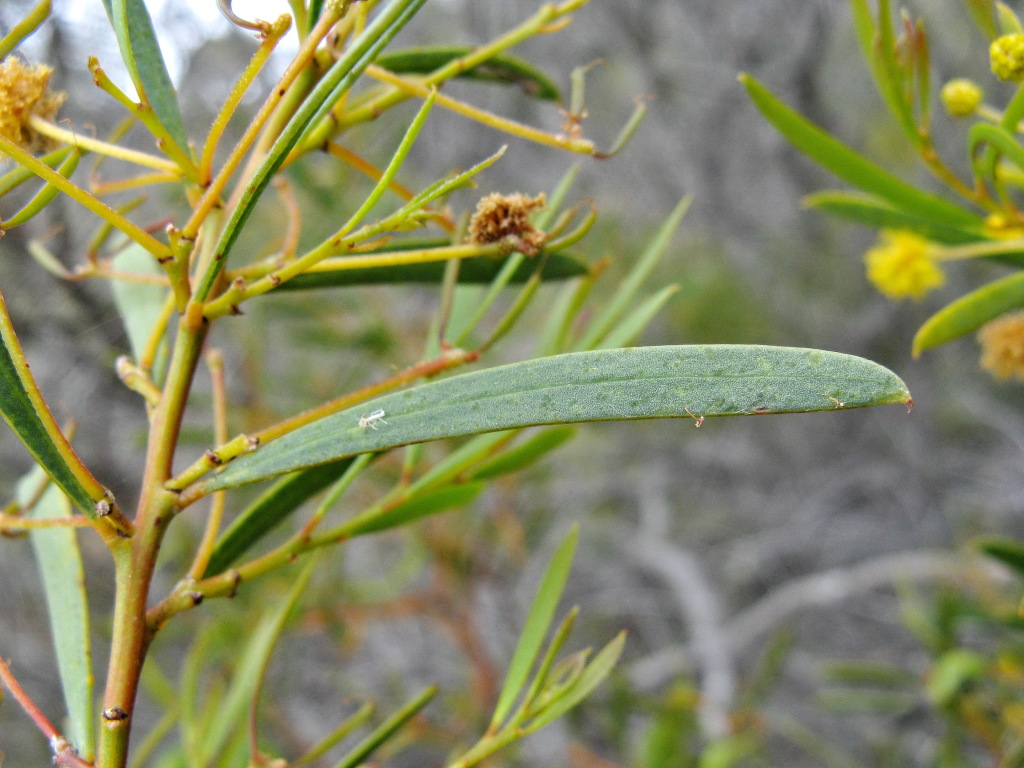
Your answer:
[198,345,908,492]
[0,1,915,767]
[101,0,190,155]
[18,468,95,761]
[743,2,1024,763]
[375,46,561,100]
[813,568,1024,766]
[742,0,1024,366]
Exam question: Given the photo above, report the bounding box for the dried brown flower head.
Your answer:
[468,192,547,256]
[978,310,1024,380]
[0,57,65,151]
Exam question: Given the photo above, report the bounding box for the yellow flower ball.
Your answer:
[940,78,982,117]
[864,231,944,301]
[991,34,1024,81]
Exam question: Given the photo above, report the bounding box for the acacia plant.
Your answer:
[0,1,912,766]
[743,0,1024,371]
[743,0,1024,762]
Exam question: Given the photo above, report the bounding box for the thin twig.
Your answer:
[0,514,93,530]
[0,657,93,767]
[187,349,229,581]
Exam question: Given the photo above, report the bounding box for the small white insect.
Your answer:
[818,393,844,409]
[358,409,388,430]
[684,407,704,428]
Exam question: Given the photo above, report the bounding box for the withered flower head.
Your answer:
[978,310,1024,381]
[0,57,65,151]
[468,192,547,256]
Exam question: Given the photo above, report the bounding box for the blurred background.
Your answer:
[1,0,1022,766]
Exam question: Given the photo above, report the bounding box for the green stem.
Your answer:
[86,59,198,183]
[305,0,590,144]
[97,307,209,768]
[193,0,428,304]
[0,0,50,60]
[0,135,171,263]
[198,16,291,186]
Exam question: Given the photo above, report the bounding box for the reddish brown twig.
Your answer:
[0,656,93,767]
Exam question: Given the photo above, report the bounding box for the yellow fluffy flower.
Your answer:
[864,230,944,301]
[991,34,1024,81]
[978,311,1024,380]
[0,57,64,151]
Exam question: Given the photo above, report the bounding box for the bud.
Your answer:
[939,78,983,117]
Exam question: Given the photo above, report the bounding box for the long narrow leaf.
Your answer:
[0,146,74,197]
[0,290,110,517]
[277,249,588,290]
[339,91,436,238]
[397,145,505,215]
[110,243,171,365]
[595,284,679,350]
[871,0,919,144]
[199,555,320,767]
[522,630,626,733]
[0,0,51,60]
[342,482,484,537]
[1,150,80,229]
[804,191,984,245]
[536,267,601,356]
[332,686,437,768]
[975,536,1024,576]
[966,0,998,38]
[741,74,981,228]
[574,196,689,350]
[491,525,579,729]
[376,46,560,100]
[196,345,911,493]
[18,471,94,760]
[294,702,374,768]
[203,458,356,577]
[912,270,1024,356]
[469,426,575,481]
[969,122,1024,198]
[103,0,189,152]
